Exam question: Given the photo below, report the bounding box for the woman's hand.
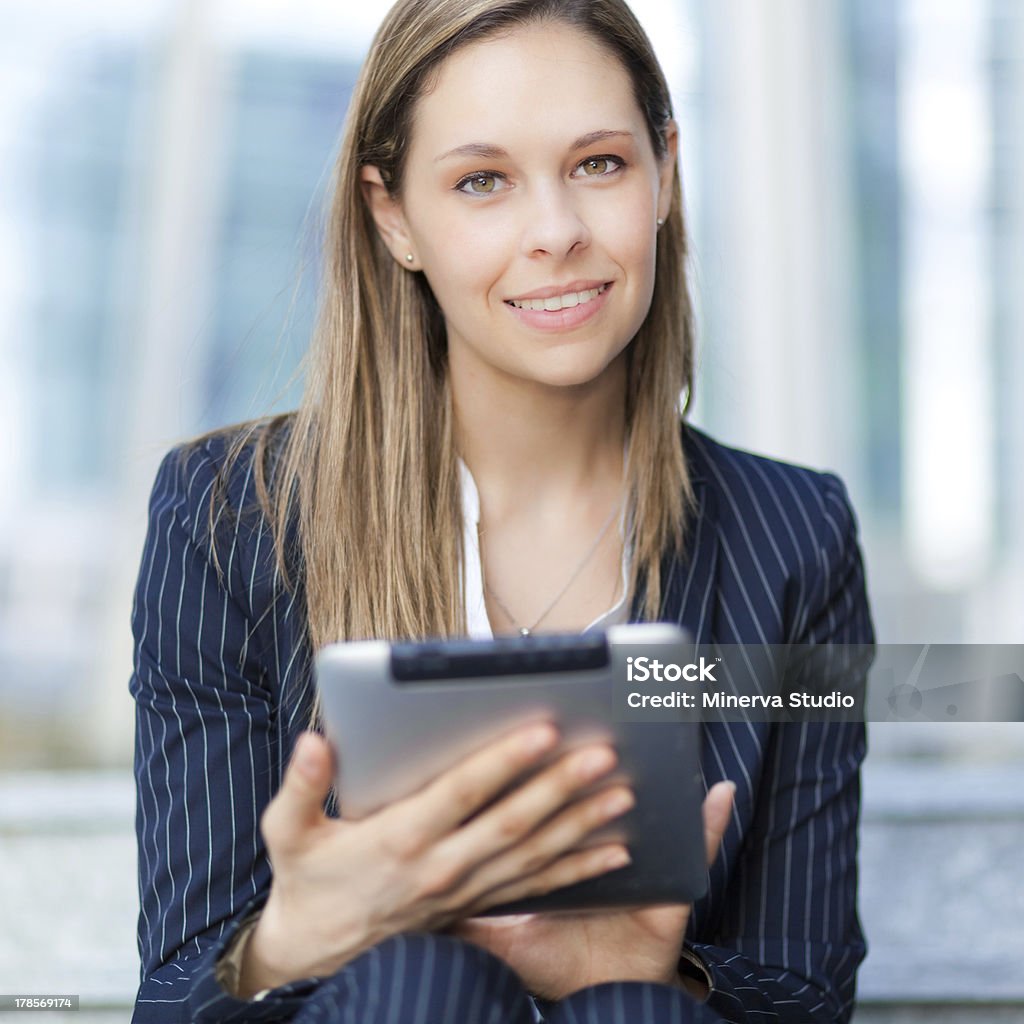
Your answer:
[237,726,633,997]
[451,780,736,1002]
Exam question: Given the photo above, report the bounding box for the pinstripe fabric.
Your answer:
[284,935,727,1024]
[129,422,873,1023]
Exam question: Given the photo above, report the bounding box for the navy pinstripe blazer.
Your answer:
[130,422,874,1023]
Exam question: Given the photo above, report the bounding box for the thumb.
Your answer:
[702,780,735,865]
[261,732,335,854]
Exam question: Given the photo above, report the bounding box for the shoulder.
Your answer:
[142,417,296,615]
[678,422,873,644]
[681,421,860,550]
[149,416,292,538]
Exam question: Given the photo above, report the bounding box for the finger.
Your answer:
[383,722,560,841]
[702,780,736,865]
[437,748,627,878]
[460,913,537,931]
[448,914,536,962]
[465,842,631,914]
[448,780,633,906]
[260,732,335,855]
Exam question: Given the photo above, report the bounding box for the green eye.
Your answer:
[576,155,624,178]
[462,174,497,193]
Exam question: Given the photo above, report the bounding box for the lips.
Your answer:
[506,283,609,313]
[503,281,613,331]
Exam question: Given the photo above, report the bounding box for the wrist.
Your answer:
[237,911,301,999]
[677,971,709,1000]
[215,912,265,999]
[237,894,374,998]
[677,946,711,1001]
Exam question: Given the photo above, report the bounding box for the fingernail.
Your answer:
[523,724,557,754]
[604,848,631,870]
[602,788,635,817]
[294,734,320,779]
[578,747,615,779]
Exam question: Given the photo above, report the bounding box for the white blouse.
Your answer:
[458,459,632,638]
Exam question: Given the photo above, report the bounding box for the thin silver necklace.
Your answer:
[480,497,622,636]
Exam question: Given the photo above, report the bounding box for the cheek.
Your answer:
[587,188,657,273]
[420,219,509,311]
[602,216,657,295]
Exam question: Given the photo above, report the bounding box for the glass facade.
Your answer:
[202,51,355,430]
[845,0,904,520]
[0,14,359,765]
[1,0,1022,767]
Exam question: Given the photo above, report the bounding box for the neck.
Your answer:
[450,353,628,518]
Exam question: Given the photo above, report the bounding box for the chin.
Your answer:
[531,342,629,391]
[525,356,622,391]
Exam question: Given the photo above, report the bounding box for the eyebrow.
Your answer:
[434,129,635,163]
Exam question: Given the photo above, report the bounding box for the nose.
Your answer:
[518,182,590,258]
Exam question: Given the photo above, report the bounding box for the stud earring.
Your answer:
[656,218,664,227]
[405,253,414,263]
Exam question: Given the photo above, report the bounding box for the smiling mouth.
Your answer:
[505,283,610,313]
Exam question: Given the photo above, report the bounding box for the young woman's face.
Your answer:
[371,21,676,392]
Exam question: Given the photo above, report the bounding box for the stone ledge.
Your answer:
[861,761,1024,821]
[856,1007,1024,1024]
[0,771,133,833]
[1,762,1022,1014]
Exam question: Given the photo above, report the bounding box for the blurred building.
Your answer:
[0,6,356,766]
[0,0,1022,769]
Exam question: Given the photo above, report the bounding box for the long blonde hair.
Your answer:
[215,0,697,654]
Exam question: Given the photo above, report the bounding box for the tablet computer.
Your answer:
[316,623,706,914]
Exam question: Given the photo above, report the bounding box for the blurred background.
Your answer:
[0,0,1022,1018]
[1,0,1020,769]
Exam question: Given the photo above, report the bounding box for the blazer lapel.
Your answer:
[658,479,720,646]
[629,480,721,647]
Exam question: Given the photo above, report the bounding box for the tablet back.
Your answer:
[316,623,706,913]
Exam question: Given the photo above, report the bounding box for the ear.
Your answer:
[656,120,680,225]
[360,165,419,270]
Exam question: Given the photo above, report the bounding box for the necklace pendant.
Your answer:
[519,627,532,637]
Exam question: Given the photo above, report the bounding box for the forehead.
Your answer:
[409,22,645,158]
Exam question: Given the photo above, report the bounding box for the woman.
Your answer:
[130,0,874,1021]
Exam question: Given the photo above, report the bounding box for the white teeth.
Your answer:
[509,284,607,312]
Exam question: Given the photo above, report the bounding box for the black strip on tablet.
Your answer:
[390,633,610,682]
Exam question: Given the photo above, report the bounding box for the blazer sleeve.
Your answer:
[687,472,874,1023]
[129,443,316,1023]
